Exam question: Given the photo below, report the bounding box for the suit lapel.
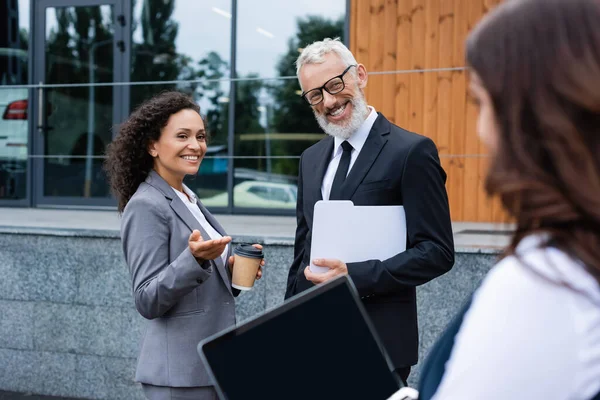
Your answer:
[312,136,334,202]
[340,114,390,200]
[197,200,234,284]
[169,195,200,232]
[146,171,233,295]
[170,196,233,296]
[197,200,226,237]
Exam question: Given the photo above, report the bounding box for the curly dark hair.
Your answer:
[466,0,600,282]
[104,91,201,212]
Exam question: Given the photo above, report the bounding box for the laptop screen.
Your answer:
[199,276,400,400]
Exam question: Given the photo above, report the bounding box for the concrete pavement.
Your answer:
[0,392,81,400]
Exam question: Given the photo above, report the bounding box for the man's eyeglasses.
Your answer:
[301,64,357,106]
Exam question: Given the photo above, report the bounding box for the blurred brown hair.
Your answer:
[466,0,600,282]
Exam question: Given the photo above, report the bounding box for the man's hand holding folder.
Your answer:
[304,258,349,284]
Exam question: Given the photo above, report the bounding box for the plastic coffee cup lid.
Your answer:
[234,244,264,259]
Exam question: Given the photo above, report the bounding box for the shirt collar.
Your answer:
[333,106,377,157]
[171,184,197,205]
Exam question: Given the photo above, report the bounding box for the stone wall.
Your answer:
[0,228,498,398]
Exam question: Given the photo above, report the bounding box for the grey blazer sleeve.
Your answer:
[121,196,212,319]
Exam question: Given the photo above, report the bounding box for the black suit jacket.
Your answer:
[285,113,455,368]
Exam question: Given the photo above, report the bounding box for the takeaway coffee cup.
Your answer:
[231,244,264,290]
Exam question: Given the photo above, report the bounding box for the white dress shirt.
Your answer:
[172,185,229,267]
[432,234,600,400]
[321,106,378,200]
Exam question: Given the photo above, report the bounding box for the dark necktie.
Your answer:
[329,141,353,200]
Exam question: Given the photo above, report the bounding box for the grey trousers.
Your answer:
[142,383,218,400]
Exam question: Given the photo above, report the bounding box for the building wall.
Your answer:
[350,0,510,223]
[2,0,515,223]
[0,0,348,212]
[0,228,497,399]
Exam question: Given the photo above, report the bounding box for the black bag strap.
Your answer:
[417,295,473,400]
[418,291,600,400]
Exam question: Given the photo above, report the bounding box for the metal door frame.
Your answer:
[31,0,131,208]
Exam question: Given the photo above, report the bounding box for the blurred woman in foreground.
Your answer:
[419,0,600,398]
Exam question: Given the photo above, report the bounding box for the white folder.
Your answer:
[309,200,407,273]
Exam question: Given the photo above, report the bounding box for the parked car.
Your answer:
[0,48,29,198]
[0,87,28,164]
[201,180,297,209]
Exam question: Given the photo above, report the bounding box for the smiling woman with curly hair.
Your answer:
[105,91,204,212]
[104,91,263,400]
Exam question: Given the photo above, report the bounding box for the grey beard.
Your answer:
[314,95,369,140]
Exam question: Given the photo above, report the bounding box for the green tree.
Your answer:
[271,15,344,134]
[195,51,229,146]
[44,6,115,158]
[13,29,29,84]
[268,15,344,175]
[19,28,28,51]
[46,6,113,88]
[234,74,266,171]
[130,0,183,108]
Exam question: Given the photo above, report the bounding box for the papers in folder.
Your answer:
[309,200,407,273]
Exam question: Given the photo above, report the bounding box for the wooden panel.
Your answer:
[422,0,439,147]
[463,0,483,221]
[484,0,510,223]
[354,0,371,71]
[463,78,480,222]
[449,0,467,221]
[436,0,454,217]
[350,0,359,51]
[350,0,511,223]
[469,0,493,222]
[381,0,398,121]
[368,0,386,118]
[394,0,412,126]
[409,0,426,134]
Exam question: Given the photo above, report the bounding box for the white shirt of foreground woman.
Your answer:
[433,234,600,400]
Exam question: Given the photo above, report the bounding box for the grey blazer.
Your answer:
[121,170,236,387]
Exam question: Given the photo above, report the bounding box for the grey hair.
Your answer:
[295,37,358,79]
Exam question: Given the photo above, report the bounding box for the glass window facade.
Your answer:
[0,0,347,212]
[233,1,345,210]
[130,0,232,205]
[0,0,29,201]
[43,4,115,198]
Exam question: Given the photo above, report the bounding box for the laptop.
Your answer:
[197,275,401,400]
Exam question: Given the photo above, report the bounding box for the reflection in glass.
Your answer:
[43,5,114,197]
[0,0,29,200]
[234,1,345,209]
[130,0,231,206]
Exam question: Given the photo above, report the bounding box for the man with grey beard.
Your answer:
[284,38,454,385]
